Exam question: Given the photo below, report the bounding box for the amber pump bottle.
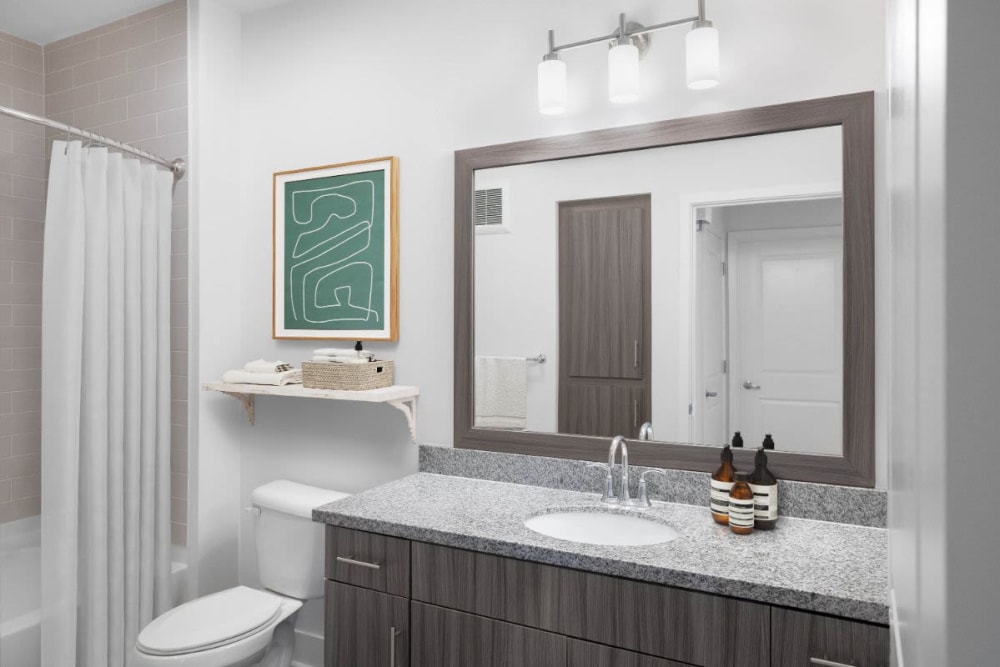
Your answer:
[711,445,736,525]
[749,448,779,530]
[728,472,755,535]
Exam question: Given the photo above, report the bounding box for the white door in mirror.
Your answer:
[524,511,678,546]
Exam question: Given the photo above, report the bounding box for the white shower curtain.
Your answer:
[40,141,173,667]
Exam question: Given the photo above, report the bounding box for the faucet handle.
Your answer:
[585,462,617,504]
[637,468,668,508]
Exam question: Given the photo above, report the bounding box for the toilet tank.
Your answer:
[251,480,350,600]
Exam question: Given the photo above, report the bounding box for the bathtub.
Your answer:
[0,517,188,667]
[0,516,41,667]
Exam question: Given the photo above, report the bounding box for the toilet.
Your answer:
[133,480,349,667]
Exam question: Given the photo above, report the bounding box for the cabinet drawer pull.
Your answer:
[336,556,381,570]
[810,659,854,667]
[389,625,399,666]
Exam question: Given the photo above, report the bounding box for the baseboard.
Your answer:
[292,627,324,667]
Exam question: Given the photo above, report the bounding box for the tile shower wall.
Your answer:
[0,0,189,545]
[0,31,45,524]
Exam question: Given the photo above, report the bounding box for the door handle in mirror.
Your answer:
[742,380,762,390]
[705,391,718,398]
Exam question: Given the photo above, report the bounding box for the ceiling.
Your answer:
[0,0,294,46]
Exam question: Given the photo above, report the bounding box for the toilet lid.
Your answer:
[137,586,283,656]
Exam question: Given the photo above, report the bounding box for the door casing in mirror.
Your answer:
[454,92,875,487]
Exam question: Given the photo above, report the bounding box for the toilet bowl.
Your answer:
[133,481,349,667]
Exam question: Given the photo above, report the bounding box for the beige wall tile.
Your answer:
[11,305,41,326]
[11,474,39,499]
[11,220,43,243]
[127,82,185,117]
[11,174,46,200]
[0,453,39,478]
[0,195,44,221]
[0,239,42,262]
[156,107,186,135]
[170,472,186,499]
[0,174,10,195]
[156,9,187,40]
[12,261,43,283]
[0,369,41,392]
[99,67,156,102]
[44,67,75,94]
[0,62,44,94]
[10,131,44,159]
[0,497,41,523]
[0,325,41,346]
[0,40,11,64]
[11,432,40,455]
[127,34,185,72]
[1,153,45,179]
[99,19,157,57]
[45,37,99,74]
[73,98,128,129]
[46,82,99,115]
[170,522,186,547]
[73,52,127,87]
[136,131,187,159]
[10,88,43,115]
[11,391,40,414]
[10,44,43,74]
[155,58,185,88]
[0,480,10,503]
[97,114,157,144]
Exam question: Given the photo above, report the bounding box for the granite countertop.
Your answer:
[313,472,888,624]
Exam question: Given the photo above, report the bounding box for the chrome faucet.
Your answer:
[586,435,641,506]
[638,422,654,441]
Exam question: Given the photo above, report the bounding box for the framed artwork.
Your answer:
[273,156,399,340]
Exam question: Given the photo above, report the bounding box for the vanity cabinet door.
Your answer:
[771,608,889,667]
[325,581,409,667]
[567,638,689,667]
[411,602,567,667]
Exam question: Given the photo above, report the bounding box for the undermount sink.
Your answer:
[524,510,679,546]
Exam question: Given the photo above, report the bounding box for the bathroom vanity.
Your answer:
[314,469,889,667]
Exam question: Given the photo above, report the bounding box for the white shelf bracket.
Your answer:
[221,391,255,425]
[388,397,418,441]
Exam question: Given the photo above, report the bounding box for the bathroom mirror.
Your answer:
[455,93,874,486]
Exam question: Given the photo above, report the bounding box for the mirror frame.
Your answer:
[454,92,875,487]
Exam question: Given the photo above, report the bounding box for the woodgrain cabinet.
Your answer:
[325,582,408,667]
[324,526,889,667]
[771,607,890,667]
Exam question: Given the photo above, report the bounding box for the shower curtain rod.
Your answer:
[0,104,186,180]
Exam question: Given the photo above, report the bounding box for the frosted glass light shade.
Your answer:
[537,58,567,115]
[686,25,720,90]
[608,42,640,104]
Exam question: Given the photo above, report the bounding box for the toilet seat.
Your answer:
[137,586,283,656]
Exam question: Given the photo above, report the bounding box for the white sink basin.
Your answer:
[524,511,679,546]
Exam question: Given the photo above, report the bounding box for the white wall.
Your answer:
[191,0,887,620]
[888,0,1000,664]
[474,129,841,442]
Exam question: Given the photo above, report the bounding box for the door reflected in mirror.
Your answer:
[473,126,844,456]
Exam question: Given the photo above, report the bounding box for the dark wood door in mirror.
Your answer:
[455,92,875,487]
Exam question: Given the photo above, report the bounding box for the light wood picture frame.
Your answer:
[273,156,399,341]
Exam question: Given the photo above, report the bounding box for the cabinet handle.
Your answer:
[633,399,638,428]
[389,625,400,666]
[336,556,381,570]
[634,340,639,368]
[810,659,854,667]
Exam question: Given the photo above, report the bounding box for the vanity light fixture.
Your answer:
[537,0,721,113]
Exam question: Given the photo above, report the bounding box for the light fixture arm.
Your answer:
[544,4,706,57]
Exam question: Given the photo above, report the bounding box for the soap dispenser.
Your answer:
[711,445,736,525]
[732,431,744,448]
[762,433,775,450]
[749,447,778,530]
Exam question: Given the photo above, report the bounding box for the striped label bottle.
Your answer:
[710,479,734,516]
[728,494,755,530]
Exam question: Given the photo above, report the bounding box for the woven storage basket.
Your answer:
[301,360,394,391]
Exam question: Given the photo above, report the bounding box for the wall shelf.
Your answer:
[201,382,420,440]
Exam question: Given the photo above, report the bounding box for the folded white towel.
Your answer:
[311,356,371,364]
[474,356,527,430]
[243,359,292,373]
[313,347,359,356]
[222,369,302,386]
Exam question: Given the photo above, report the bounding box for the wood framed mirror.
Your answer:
[454,92,874,487]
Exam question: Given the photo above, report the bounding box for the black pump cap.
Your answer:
[755,447,768,466]
[721,444,733,462]
[732,431,744,448]
[762,434,775,450]
[355,340,363,351]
